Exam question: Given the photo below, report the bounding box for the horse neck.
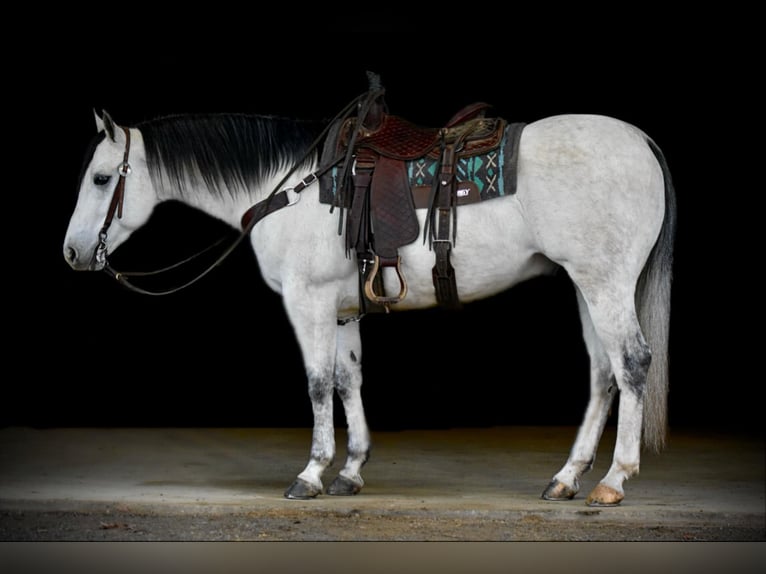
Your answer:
[136,115,320,230]
[154,163,316,230]
[141,138,317,229]
[159,182,252,229]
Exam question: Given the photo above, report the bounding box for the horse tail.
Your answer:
[637,137,677,453]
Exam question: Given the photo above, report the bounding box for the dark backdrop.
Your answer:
[7,13,756,434]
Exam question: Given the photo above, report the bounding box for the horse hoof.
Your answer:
[586,484,624,506]
[327,475,363,496]
[541,479,578,501]
[284,478,322,499]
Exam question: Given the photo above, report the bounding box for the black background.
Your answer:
[7,12,757,435]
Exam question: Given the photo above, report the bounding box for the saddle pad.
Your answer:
[319,122,525,207]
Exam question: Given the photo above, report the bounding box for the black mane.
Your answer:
[137,113,320,198]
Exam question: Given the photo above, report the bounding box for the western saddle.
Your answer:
[319,73,523,314]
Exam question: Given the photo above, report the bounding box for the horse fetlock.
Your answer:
[348,447,371,467]
[617,461,640,479]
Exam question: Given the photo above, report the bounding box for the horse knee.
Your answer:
[308,372,333,402]
[334,370,356,400]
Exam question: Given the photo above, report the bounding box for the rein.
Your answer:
[100,87,380,296]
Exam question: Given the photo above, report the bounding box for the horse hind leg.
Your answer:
[572,282,652,507]
[326,321,371,496]
[542,287,617,501]
[586,329,651,507]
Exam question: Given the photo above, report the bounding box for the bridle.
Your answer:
[93,126,131,270]
[93,85,379,296]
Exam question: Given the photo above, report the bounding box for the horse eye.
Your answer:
[93,174,112,186]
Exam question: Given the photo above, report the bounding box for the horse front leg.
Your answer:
[284,366,336,499]
[283,295,339,500]
[326,320,370,496]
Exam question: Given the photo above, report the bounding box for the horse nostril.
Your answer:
[65,246,78,264]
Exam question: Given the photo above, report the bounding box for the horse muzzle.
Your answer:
[63,243,105,271]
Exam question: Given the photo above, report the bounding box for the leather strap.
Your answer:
[101,127,131,233]
[240,172,318,230]
[240,190,290,230]
[430,138,461,309]
[348,162,374,255]
[94,127,131,269]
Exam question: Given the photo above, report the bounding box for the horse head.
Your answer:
[63,111,156,271]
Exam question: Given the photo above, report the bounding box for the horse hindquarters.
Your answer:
[581,137,674,506]
[520,115,673,505]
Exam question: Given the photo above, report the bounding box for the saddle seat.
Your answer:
[339,101,503,162]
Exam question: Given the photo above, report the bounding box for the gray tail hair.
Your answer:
[637,138,677,453]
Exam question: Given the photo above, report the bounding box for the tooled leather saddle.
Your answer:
[319,73,525,312]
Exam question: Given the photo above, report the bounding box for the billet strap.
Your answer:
[429,135,461,309]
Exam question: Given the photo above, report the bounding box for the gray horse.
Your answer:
[64,101,674,506]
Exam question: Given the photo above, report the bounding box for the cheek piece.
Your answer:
[93,127,131,268]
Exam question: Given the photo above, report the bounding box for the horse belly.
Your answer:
[387,199,550,310]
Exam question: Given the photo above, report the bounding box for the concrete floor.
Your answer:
[0,426,763,541]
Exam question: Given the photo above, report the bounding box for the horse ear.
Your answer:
[98,110,117,142]
[94,109,105,133]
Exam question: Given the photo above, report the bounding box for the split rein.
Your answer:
[98,90,379,296]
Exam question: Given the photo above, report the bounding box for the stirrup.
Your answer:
[363,255,407,310]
